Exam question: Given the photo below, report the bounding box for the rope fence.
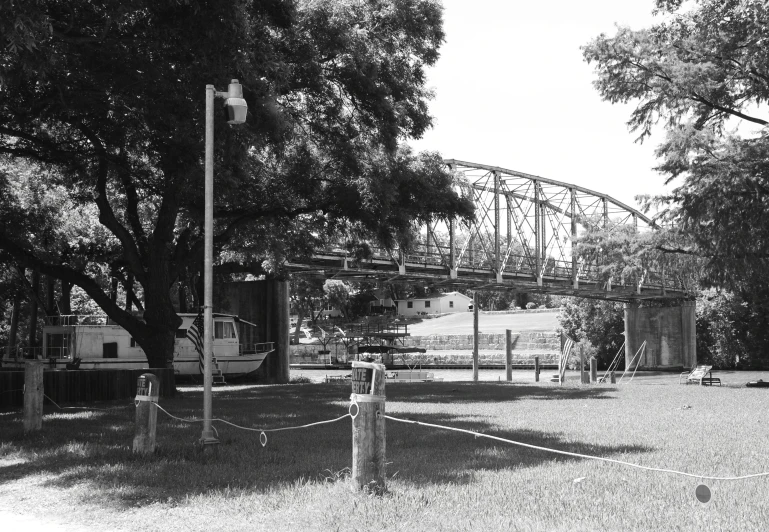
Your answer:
[8,362,769,491]
[383,414,769,482]
[153,402,354,447]
[144,398,769,483]
[0,388,119,412]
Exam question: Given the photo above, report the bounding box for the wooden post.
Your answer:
[23,360,44,433]
[133,373,160,454]
[610,371,616,384]
[580,349,588,384]
[505,329,512,381]
[534,356,540,382]
[473,292,479,382]
[351,361,386,492]
[589,357,598,384]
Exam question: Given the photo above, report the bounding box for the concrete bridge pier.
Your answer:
[624,301,696,371]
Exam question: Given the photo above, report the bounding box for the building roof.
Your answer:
[394,291,472,302]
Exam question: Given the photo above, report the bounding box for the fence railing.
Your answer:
[45,314,111,326]
[239,342,275,355]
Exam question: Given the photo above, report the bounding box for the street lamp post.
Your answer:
[201,80,247,446]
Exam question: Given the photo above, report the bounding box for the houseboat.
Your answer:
[7,313,273,378]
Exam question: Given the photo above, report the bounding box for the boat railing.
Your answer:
[46,314,111,326]
[239,342,275,355]
[0,346,71,360]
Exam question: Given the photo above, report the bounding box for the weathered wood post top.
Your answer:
[23,360,44,433]
[350,361,386,493]
[133,373,160,454]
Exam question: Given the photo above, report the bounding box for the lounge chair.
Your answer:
[679,365,721,386]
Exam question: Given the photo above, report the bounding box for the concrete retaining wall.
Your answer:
[624,301,696,370]
[290,331,561,365]
[401,331,560,351]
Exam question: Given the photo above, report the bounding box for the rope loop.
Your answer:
[260,431,267,447]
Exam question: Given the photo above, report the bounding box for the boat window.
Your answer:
[175,329,187,339]
[103,342,118,358]
[46,333,71,358]
[215,321,236,339]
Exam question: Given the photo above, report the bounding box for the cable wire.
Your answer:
[385,414,769,482]
[153,402,351,433]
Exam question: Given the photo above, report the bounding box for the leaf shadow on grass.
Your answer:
[384,411,652,486]
[0,382,647,508]
[386,381,617,403]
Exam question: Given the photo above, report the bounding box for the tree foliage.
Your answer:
[558,297,625,369]
[583,0,769,292]
[581,1,769,366]
[0,0,473,367]
[323,280,351,319]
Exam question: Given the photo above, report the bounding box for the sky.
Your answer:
[408,0,669,209]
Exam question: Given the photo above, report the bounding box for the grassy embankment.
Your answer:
[1,380,768,531]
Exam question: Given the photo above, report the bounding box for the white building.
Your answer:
[395,291,473,317]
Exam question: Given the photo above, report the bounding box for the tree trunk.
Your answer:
[134,248,182,369]
[125,273,135,312]
[136,326,177,368]
[193,270,203,310]
[58,281,72,315]
[179,284,187,313]
[110,277,118,303]
[5,294,21,360]
[46,276,56,316]
[294,310,303,344]
[28,270,40,350]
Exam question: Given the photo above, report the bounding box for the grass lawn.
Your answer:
[406,310,559,336]
[1,380,768,531]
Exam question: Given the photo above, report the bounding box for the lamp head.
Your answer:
[223,79,247,124]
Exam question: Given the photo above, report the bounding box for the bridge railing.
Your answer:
[316,237,687,296]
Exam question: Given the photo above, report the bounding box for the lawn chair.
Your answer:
[679,365,721,386]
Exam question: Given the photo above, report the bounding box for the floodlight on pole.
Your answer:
[201,79,247,447]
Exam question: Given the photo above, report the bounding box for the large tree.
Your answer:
[582,0,769,292]
[0,0,473,367]
[582,0,769,365]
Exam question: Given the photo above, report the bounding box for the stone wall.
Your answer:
[401,331,560,351]
[290,331,561,366]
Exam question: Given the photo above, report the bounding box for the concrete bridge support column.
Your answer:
[624,301,696,371]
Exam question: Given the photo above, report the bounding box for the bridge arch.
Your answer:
[288,160,687,302]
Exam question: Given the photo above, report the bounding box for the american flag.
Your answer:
[187,309,205,374]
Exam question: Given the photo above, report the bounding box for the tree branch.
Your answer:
[0,231,149,337]
[76,122,147,285]
[690,92,768,126]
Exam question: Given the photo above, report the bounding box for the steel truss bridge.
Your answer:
[285,160,689,302]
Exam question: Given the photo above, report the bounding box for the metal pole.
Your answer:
[571,188,577,289]
[494,171,500,274]
[534,182,541,283]
[449,218,455,270]
[505,329,512,381]
[201,85,217,446]
[473,292,479,382]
